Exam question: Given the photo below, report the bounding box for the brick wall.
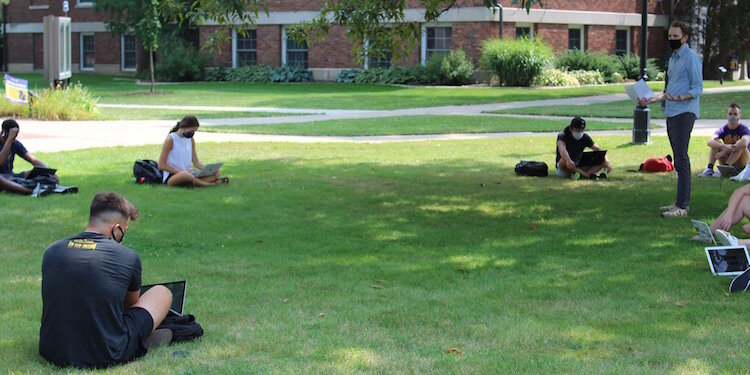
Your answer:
[633,27,666,61]
[453,22,498,64]
[307,25,357,68]
[587,25,616,53]
[258,25,281,67]
[199,26,232,67]
[536,23,569,53]
[96,33,122,65]
[7,0,108,23]
[498,0,662,13]
[7,34,34,64]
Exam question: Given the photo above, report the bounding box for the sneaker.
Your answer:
[661,206,689,218]
[659,203,676,212]
[698,168,714,177]
[713,169,722,178]
[598,172,607,179]
[571,172,580,180]
[729,269,750,293]
[31,183,54,197]
[715,229,739,246]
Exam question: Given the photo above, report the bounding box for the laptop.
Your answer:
[578,150,607,166]
[26,167,57,179]
[692,219,716,244]
[717,164,739,178]
[141,280,187,316]
[705,246,750,276]
[193,162,223,178]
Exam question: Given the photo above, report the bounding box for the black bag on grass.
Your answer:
[134,160,163,184]
[515,160,548,177]
[156,314,204,344]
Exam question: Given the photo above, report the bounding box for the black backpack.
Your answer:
[156,314,204,343]
[515,161,548,177]
[133,160,163,184]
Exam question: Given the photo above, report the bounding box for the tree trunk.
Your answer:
[149,46,155,94]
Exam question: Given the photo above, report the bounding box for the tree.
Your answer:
[95,0,162,92]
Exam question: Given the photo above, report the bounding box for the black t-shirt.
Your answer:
[555,131,594,165]
[40,232,142,368]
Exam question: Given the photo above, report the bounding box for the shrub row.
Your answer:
[0,83,99,120]
[205,65,312,83]
[555,50,663,83]
[337,50,475,86]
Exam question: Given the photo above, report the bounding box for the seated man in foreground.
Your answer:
[40,192,172,368]
[698,103,749,177]
[555,116,612,179]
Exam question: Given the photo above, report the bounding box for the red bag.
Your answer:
[640,155,674,173]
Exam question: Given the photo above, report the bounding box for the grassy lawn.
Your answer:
[99,108,305,121]
[3,135,750,373]
[204,115,633,136]
[488,91,750,120]
[9,73,743,111]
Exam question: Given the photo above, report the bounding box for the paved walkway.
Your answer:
[16,84,750,152]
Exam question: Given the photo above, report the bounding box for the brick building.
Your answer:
[4,0,671,80]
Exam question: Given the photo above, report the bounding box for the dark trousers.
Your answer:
[666,112,696,209]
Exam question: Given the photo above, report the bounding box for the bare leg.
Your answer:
[707,147,720,166]
[724,149,745,167]
[167,171,215,187]
[132,285,172,334]
[710,195,750,233]
[198,170,220,184]
[0,175,32,195]
[557,159,577,177]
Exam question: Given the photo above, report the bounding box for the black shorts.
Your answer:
[121,307,154,363]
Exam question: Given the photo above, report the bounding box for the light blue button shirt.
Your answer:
[665,43,703,118]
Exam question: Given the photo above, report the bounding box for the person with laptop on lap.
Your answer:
[158,115,228,187]
[692,183,750,247]
[40,192,173,368]
[697,103,749,178]
[640,21,703,218]
[1,119,58,181]
[556,116,612,180]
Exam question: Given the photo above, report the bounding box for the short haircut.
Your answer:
[670,21,690,38]
[89,192,139,222]
[2,119,19,133]
[729,103,741,110]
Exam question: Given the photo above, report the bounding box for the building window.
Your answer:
[77,0,94,7]
[284,35,308,68]
[615,28,629,55]
[367,51,391,69]
[426,26,452,59]
[121,35,137,71]
[80,33,94,70]
[568,28,582,50]
[235,29,257,67]
[516,27,531,39]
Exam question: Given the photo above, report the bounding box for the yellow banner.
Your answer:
[4,74,29,105]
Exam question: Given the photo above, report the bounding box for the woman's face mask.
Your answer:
[572,130,585,140]
[183,131,195,138]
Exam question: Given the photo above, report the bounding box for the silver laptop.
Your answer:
[141,280,187,316]
[717,164,739,178]
[705,246,750,276]
[193,162,223,178]
[692,219,716,244]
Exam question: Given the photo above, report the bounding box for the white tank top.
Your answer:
[163,132,193,182]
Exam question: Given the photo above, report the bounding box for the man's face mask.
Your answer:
[572,130,585,140]
[728,114,741,124]
[668,38,684,51]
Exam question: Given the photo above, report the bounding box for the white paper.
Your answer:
[625,79,654,104]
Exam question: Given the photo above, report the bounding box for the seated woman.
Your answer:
[556,116,612,179]
[157,116,228,187]
[700,183,750,246]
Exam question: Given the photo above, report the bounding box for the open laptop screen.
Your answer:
[141,280,186,315]
[705,246,750,276]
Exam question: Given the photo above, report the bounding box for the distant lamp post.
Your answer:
[633,0,650,144]
[494,0,503,39]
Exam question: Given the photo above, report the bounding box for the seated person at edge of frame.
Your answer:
[158,116,229,187]
[693,183,750,247]
[698,103,750,177]
[556,116,612,180]
[40,192,173,369]
[1,119,58,181]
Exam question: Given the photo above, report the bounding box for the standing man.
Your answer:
[640,21,703,218]
[40,192,173,368]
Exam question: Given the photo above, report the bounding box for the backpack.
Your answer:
[133,160,163,184]
[156,314,204,343]
[639,155,674,173]
[515,161,548,177]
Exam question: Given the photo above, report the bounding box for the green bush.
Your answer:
[205,67,231,82]
[570,70,605,85]
[424,50,475,85]
[226,65,273,82]
[533,68,580,87]
[154,34,210,82]
[337,69,360,83]
[269,66,312,82]
[555,50,622,83]
[1,83,100,120]
[617,53,663,80]
[354,68,387,83]
[480,38,554,86]
[383,66,429,84]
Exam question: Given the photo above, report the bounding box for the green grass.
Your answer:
[3,135,750,373]
[204,115,632,136]
[488,91,750,120]
[99,108,306,121]
[8,73,740,111]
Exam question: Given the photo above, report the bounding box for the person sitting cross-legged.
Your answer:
[40,192,173,368]
[158,116,228,187]
[556,116,612,180]
[698,103,750,178]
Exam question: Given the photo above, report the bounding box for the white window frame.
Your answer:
[363,39,392,70]
[281,26,308,68]
[615,27,631,55]
[232,28,258,68]
[76,0,94,8]
[79,33,95,71]
[421,23,452,66]
[515,23,534,39]
[120,35,137,72]
[568,25,584,51]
